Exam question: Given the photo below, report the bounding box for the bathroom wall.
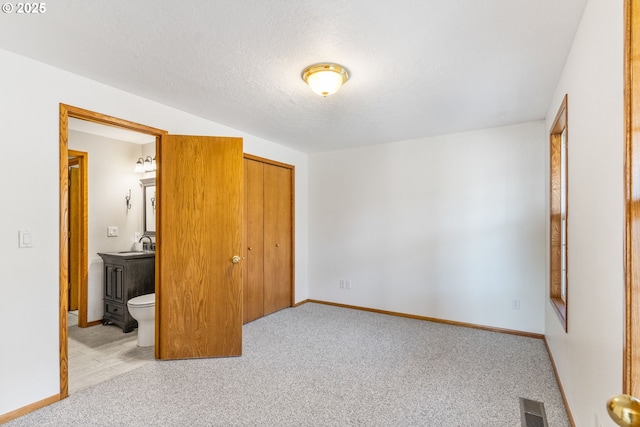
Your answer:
[141,141,155,161]
[69,129,147,321]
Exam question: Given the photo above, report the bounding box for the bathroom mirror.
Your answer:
[140,178,156,235]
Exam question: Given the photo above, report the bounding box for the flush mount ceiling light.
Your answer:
[301,63,350,97]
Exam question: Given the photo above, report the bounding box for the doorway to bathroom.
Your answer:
[66,123,159,394]
[59,104,245,399]
[59,104,166,399]
[67,121,157,330]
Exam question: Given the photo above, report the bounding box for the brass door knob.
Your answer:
[608,394,640,426]
[231,255,241,264]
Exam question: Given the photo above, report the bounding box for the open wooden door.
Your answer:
[156,135,244,359]
[68,165,80,311]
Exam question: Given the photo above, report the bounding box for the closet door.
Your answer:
[243,159,265,323]
[263,163,292,315]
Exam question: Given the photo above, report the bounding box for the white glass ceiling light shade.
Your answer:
[143,156,153,172]
[302,63,349,97]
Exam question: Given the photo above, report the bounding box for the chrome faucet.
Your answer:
[139,235,154,251]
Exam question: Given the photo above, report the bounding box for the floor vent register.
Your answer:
[519,397,549,427]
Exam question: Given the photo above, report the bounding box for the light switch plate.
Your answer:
[18,229,32,248]
[107,226,119,237]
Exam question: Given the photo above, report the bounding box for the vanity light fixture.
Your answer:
[135,156,157,173]
[301,63,350,97]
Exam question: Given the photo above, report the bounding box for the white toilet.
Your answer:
[127,293,155,347]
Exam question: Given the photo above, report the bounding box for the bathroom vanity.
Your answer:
[98,251,155,333]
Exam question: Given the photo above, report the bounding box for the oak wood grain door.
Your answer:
[243,158,265,323]
[157,135,243,359]
[263,163,292,315]
[68,166,80,311]
[242,156,294,323]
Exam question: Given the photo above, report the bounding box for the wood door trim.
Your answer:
[624,0,640,396]
[62,104,167,135]
[68,151,88,327]
[244,153,294,170]
[59,104,166,399]
[243,153,296,306]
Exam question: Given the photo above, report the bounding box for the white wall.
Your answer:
[544,0,624,426]
[309,121,547,333]
[69,130,147,322]
[0,48,308,417]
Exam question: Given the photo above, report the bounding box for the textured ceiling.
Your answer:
[0,1,588,153]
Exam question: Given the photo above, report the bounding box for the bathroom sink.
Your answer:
[115,250,155,255]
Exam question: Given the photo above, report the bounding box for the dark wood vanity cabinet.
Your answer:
[98,252,155,332]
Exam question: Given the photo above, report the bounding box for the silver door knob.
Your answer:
[231,255,241,264]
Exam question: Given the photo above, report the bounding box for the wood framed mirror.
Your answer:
[140,177,156,236]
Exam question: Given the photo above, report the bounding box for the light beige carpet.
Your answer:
[7,303,570,426]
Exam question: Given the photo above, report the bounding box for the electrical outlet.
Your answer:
[339,279,345,289]
[512,299,520,310]
[345,280,351,290]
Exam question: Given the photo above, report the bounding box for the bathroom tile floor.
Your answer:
[67,317,154,394]
[68,310,78,327]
